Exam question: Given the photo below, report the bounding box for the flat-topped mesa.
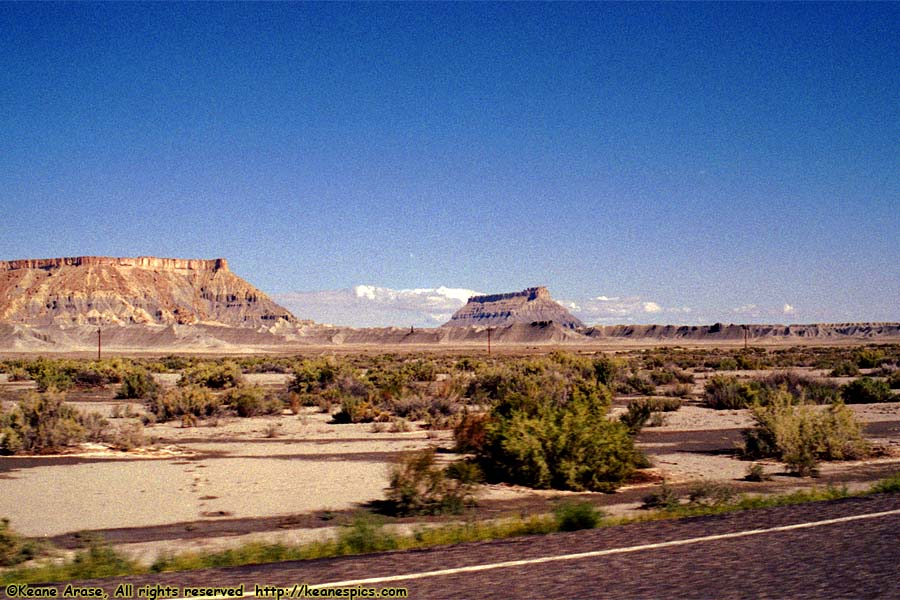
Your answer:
[444,286,583,329]
[465,286,551,305]
[0,256,228,272]
[0,256,296,327]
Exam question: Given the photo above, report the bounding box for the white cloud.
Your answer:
[730,303,800,321]
[275,285,482,328]
[565,295,690,324]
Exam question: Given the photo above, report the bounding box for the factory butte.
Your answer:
[0,256,897,351]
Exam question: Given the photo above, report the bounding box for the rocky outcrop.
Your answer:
[443,287,584,329]
[0,256,228,272]
[0,256,296,327]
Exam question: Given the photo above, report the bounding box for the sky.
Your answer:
[1,2,897,327]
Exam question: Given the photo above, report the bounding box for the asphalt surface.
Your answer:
[9,493,899,600]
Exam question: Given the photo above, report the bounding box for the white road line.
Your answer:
[167,507,900,598]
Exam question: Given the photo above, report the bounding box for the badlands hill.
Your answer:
[0,256,296,327]
[444,287,583,329]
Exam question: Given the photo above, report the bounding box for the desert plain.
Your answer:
[1,343,898,571]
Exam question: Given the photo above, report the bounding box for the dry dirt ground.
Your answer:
[1,370,898,568]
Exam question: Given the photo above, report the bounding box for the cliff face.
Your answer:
[443,286,584,329]
[0,256,296,327]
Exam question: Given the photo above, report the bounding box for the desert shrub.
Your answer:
[648,369,676,386]
[665,384,694,398]
[830,362,860,377]
[554,501,603,532]
[336,513,398,554]
[146,386,223,422]
[454,412,490,454]
[756,372,840,405]
[332,397,385,424]
[116,369,159,399]
[383,394,429,420]
[592,356,619,386]
[619,401,651,435]
[711,357,739,371]
[889,370,900,389]
[444,460,483,485]
[687,481,736,506]
[386,449,474,516]
[744,463,770,482]
[6,366,29,382]
[642,481,680,510]
[855,348,886,369]
[743,390,869,476]
[841,377,894,404]
[0,391,84,453]
[466,378,641,492]
[625,374,656,395]
[634,397,683,412]
[26,359,74,392]
[703,375,759,409]
[454,357,483,372]
[225,386,282,417]
[406,359,438,382]
[388,418,411,433]
[178,361,244,389]
[0,518,37,567]
[108,422,146,451]
[871,472,900,494]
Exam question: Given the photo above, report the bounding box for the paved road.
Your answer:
[8,494,899,599]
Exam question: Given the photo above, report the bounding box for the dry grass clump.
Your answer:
[742,390,869,476]
[0,390,146,454]
[386,449,475,516]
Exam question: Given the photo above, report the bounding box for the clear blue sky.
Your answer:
[1,2,897,326]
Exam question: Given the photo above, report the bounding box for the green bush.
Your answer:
[289,358,350,394]
[625,374,656,395]
[0,519,37,567]
[146,386,223,422]
[554,501,603,532]
[830,362,860,377]
[687,481,736,506]
[592,356,619,386]
[1,391,86,454]
[642,481,680,510]
[465,377,641,492]
[225,386,282,417]
[116,369,159,399]
[841,377,894,404]
[889,370,900,390]
[743,390,869,476]
[756,372,840,405]
[619,401,651,435]
[855,348,886,369]
[332,397,385,424]
[178,361,244,389]
[703,375,759,409]
[386,449,474,516]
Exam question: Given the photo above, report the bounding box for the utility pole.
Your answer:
[97,327,102,360]
[742,325,749,350]
[487,327,493,355]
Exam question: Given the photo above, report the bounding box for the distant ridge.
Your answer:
[0,255,297,327]
[444,286,584,329]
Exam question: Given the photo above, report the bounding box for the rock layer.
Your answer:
[443,286,584,329]
[0,256,296,327]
